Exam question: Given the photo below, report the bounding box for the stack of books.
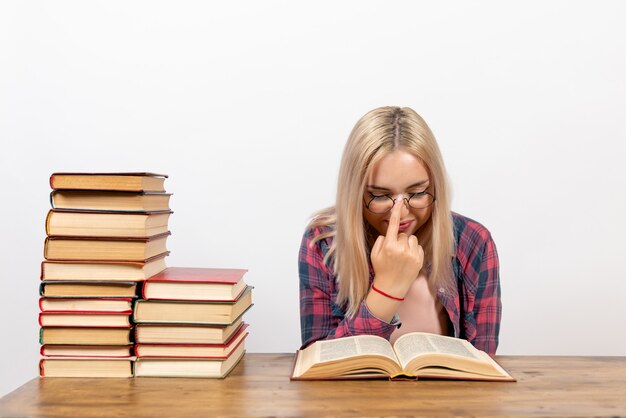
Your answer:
[39,173,172,377]
[133,267,252,378]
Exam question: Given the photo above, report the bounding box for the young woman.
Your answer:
[299,106,501,355]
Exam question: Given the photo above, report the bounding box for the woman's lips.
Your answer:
[384,219,414,233]
[398,220,413,232]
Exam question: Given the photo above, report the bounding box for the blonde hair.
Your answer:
[309,106,455,317]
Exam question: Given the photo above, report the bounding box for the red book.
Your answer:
[142,267,248,301]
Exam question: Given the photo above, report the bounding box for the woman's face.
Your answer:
[363,149,434,238]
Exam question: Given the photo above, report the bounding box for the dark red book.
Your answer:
[142,267,248,301]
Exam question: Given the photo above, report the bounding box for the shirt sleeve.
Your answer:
[299,228,399,349]
[470,233,502,355]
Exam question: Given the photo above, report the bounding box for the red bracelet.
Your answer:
[371,283,405,301]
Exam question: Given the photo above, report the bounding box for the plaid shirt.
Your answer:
[299,212,502,355]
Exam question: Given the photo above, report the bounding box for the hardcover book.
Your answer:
[49,172,167,192]
[134,317,245,344]
[142,267,248,301]
[44,232,170,262]
[40,327,132,345]
[41,253,168,282]
[133,286,253,325]
[39,312,132,327]
[291,332,515,382]
[40,344,133,358]
[40,281,138,298]
[135,324,248,358]
[46,210,172,238]
[39,297,133,313]
[134,342,245,378]
[39,357,134,377]
[50,190,171,212]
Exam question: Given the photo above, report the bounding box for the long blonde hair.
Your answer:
[309,106,455,318]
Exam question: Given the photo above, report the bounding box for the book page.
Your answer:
[319,335,397,363]
[394,333,480,368]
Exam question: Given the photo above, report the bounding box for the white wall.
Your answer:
[1,0,625,397]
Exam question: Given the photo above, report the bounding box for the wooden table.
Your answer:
[1,354,625,417]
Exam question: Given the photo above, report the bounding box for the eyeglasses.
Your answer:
[364,191,436,214]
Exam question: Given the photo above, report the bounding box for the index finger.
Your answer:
[385,194,404,239]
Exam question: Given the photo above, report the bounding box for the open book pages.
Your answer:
[292,332,514,381]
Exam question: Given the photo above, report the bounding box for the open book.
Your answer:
[291,332,515,381]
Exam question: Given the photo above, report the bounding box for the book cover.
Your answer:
[142,267,248,301]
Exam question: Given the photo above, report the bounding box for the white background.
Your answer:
[1,0,625,397]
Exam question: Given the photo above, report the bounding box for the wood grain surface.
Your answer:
[1,354,625,417]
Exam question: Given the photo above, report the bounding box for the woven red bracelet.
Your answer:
[371,283,405,301]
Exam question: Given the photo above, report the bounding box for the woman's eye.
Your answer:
[370,194,390,201]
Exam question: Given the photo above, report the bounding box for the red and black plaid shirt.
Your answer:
[299,212,502,355]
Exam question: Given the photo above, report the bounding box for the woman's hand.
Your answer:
[370,195,424,299]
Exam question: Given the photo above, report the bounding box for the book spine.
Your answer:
[39,282,45,297]
[38,297,44,311]
[49,174,55,190]
[39,359,45,377]
[140,281,148,299]
[40,261,45,280]
[43,237,50,259]
[45,210,53,236]
[39,328,44,345]
[49,191,55,209]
